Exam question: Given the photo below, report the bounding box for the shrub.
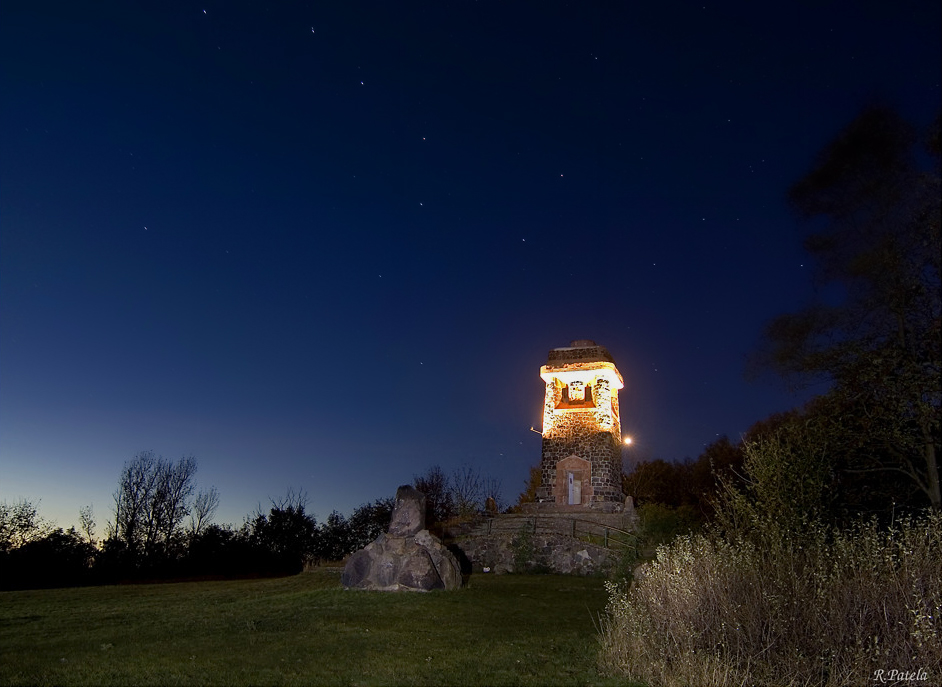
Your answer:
[1,499,53,553]
[510,525,550,574]
[246,497,319,574]
[0,527,96,589]
[636,503,702,550]
[347,498,394,549]
[598,511,942,686]
[607,541,641,584]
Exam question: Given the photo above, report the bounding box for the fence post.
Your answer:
[572,519,576,538]
[604,528,609,548]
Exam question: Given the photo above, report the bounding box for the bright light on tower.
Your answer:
[623,436,633,446]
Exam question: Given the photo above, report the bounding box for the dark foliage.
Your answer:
[0,498,51,554]
[314,511,351,562]
[752,105,941,510]
[347,498,394,548]
[245,494,319,575]
[622,435,749,517]
[515,466,542,507]
[180,524,257,578]
[777,396,928,523]
[0,528,96,590]
[413,464,456,526]
[620,414,809,521]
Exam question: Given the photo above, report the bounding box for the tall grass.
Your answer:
[598,512,941,686]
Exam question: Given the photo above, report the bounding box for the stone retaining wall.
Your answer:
[453,531,615,576]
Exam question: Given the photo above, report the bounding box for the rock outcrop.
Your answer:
[341,485,461,592]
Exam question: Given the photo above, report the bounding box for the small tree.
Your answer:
[451,465,483,518]
[516,466,541,506]
[189,486,220,535]
[111,451,200,563]
[0,498,52,553]
[413,464,455,525]
[318,511,354,561]
[78,505,96,546]
[347,498,394,549]
[247,490,319,573]
[482,475,504,512]
[715,414,837,537]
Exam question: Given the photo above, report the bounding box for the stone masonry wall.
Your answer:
[536,341,624,506]
[539,429,622,502]
[538,375,622,503]
[454,531,614,576]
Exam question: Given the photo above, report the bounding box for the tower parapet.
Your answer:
[536,340,624,509]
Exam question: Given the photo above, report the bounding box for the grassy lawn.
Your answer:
[0,570,624,686]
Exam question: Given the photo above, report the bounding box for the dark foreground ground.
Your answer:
[0,569,629,686]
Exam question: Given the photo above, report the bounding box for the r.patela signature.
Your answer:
[872,668,929,683]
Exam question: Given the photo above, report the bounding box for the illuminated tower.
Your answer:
[537,340,624,508]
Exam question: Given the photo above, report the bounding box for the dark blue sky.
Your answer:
[2,1,940,529]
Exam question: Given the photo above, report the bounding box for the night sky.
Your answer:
[2,1,940,530]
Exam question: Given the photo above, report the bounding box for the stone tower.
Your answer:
[536,340,624,509]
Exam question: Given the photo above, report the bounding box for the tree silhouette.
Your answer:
[753,106,941,510]
[111,451,199,562]
[413,464,455,525]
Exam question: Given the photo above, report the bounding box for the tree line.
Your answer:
[0,456,502,590]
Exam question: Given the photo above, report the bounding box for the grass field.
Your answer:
[0,570,627,686]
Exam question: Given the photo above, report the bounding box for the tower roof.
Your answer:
[546,340,616,365]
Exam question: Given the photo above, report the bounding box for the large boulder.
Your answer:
[413,529,462,589]
[387,485,426,537]
[341,485,461,592]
